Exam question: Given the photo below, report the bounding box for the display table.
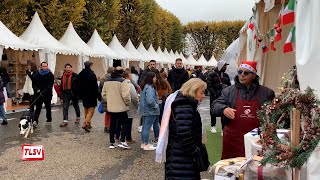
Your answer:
[244,128,289,159]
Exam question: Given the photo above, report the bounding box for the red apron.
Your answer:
[221,89,260,159]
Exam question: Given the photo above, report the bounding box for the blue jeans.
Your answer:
[0,104,7,122]
[141,115,159,144]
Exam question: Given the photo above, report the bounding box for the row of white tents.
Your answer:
[0,12,218,78]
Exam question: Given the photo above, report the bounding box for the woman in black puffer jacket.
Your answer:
[165,78,208,180]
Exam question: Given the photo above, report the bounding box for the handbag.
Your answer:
[98,102,104,114]
[193,143,210,172]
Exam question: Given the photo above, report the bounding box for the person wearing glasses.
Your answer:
[211,61,275,159]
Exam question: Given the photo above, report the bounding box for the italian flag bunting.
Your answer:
[283,26,295,53]
[282,0,295,25]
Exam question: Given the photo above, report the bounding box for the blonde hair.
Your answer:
[180,78,207,98]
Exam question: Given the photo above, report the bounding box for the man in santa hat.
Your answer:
[211,61,275,159]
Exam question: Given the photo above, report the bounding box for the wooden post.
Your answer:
[290,108,300,180]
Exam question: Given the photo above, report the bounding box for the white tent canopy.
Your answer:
[148,44,161,62]
[186,55,198,66]
[108,35,133,60]
[137,42,152,61]
[59,22,98,57]
[87,29,121,59]
[164,48,174,64]
[207,55,218,67]
[179,52,188,65]
[124,39,144,61]
[20,12,76,55]
[156,47,169,63]
[197,54,208,66]
[0,21,39,51]
[169,50,177,61]
[174,51,180,59]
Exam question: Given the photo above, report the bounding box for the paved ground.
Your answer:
[0,97,214,180]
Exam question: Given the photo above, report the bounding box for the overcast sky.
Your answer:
[154,0,256,24]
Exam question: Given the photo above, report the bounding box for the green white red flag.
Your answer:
[283,26,295,53]
[282,0,295,25]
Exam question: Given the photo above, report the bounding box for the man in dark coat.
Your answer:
[77,61,100,132]
[211,61,275,159]
[59,63,80,127]
[33,62,54,126]
[167,58,189,91]
[138,60,156,85]
[207,60,231,134]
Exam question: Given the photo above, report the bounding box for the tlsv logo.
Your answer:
[21,144,44,161]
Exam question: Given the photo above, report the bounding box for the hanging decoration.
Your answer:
[244,0,296,54]
[258,68,320,169]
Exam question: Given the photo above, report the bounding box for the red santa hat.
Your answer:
[238,61,257,74]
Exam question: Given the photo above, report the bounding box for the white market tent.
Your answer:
[207,55,218,67]
[87,29,121,70]
[221,38,240,81]
[0,21,39,53]
[179,52,188,65]
[156,47,169,65]
[169,50,177,61]
[186,55,198,66]
[174,51,180,59]
[108,35,132,68]
[197,54,208,66]
[164,48,174,64]
[239,1,295,92]
[137,42,152,69]
[59,22,106,77]
[148,44,162,66]
[20,12,78,104]
[125,39,144,69]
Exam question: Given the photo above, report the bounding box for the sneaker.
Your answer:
[109,143,117,149]
[118,142,131,149]
[141,144,144,149]
[75,117,80,123]
[143,144,156,151]
[138,126,142,133]
[82,123,90,132]
[151,139,158,146]
[210,126,217,134]
[60,122,68,127]
[1,121,8,125]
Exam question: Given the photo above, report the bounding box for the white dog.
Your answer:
[19,111,34,138]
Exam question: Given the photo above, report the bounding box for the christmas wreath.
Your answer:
[257,69,320,168]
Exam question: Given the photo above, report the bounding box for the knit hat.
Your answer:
[217,60,229,71]
[239,61,257,74]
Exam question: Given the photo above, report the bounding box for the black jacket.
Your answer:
[77,68,99,108]
[167,67,189,91]
[165,92,203,180]
[138,68,151,86]
[60,72,79,97]
[33,71,54,100]
[211,75,275,122]
[207,69,231,102]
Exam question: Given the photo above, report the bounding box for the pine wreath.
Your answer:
[257,69,320,168]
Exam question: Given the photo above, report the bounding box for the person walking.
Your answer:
[207,60,231,134]
[122,70,139,143]
[0,77,8,125]
[99,67,114,133]
[138,60,157,85]
[212,61,275,159]
[167,58,189,91]
[156,78,208,180]
[59,63,81,127]
[101,67,131,149]
[139,72,160,151]
[25,62,38,112]
[33,62,54,126]
[77,61,100,132]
